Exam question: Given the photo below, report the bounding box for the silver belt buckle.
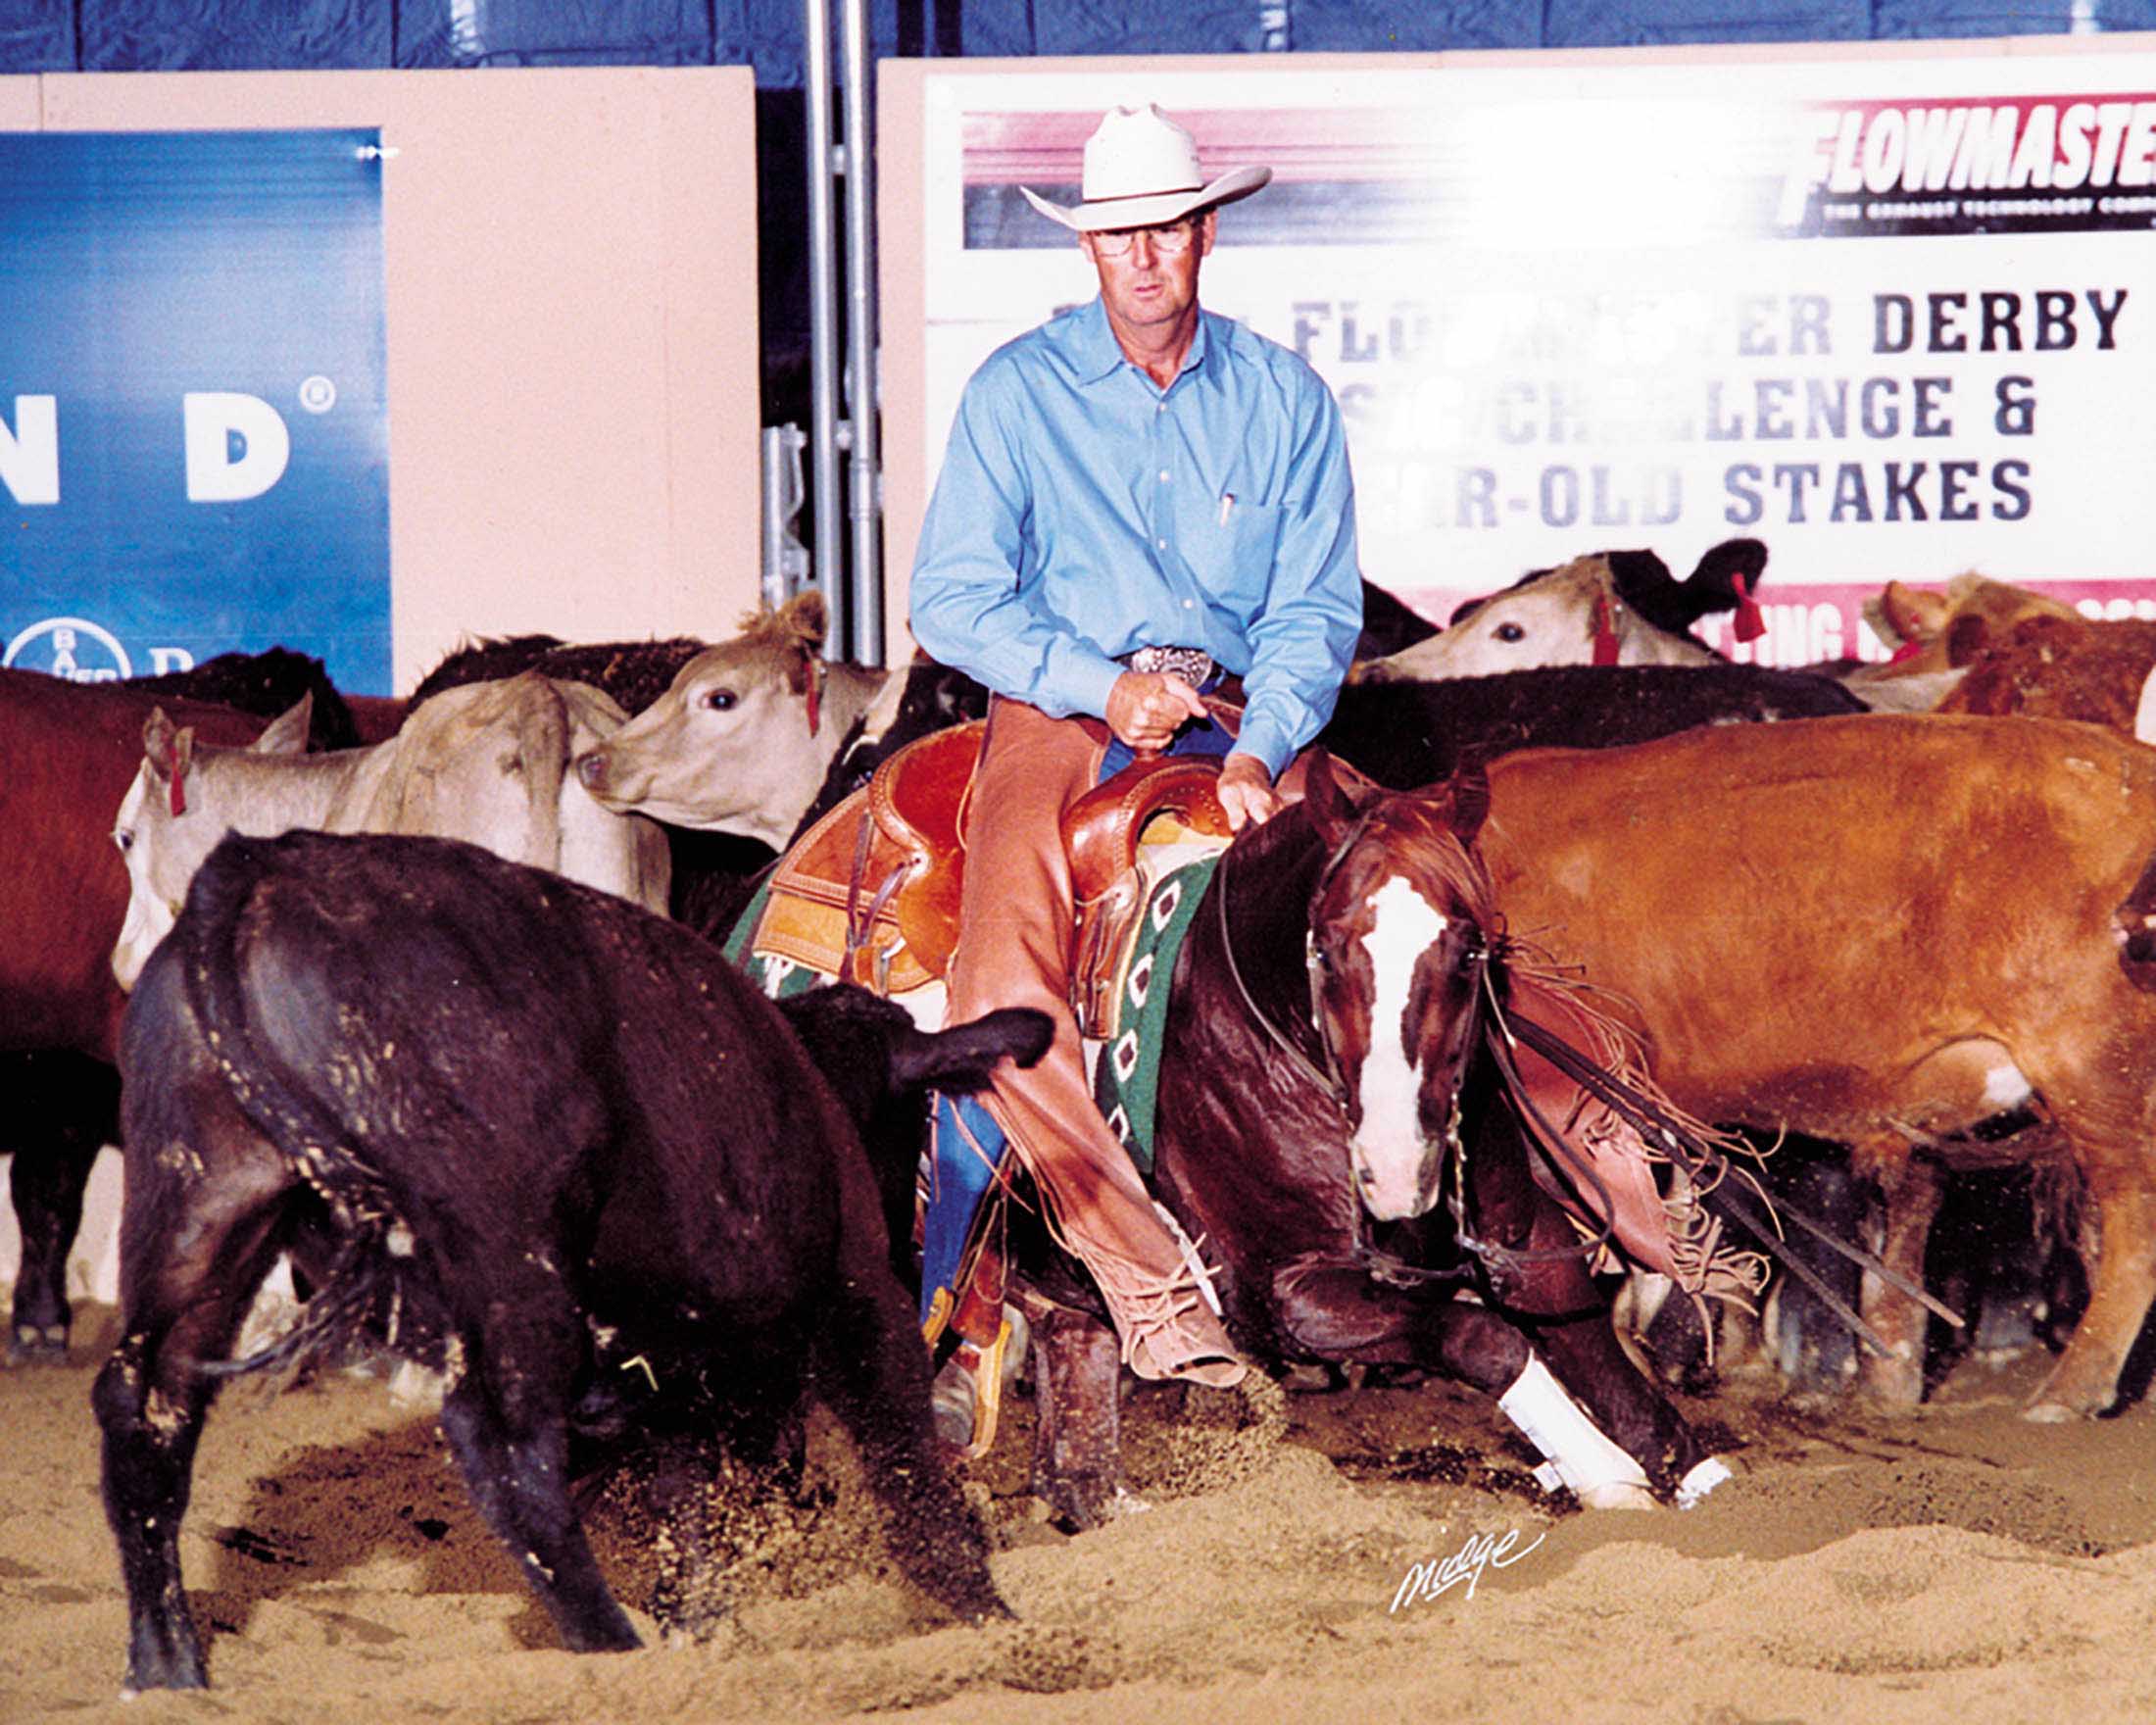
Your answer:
[1127,645,1215,689]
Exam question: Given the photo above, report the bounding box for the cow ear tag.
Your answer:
[160,732,191,817]
[1591,593,1621,665]
[1730,571,1767,644]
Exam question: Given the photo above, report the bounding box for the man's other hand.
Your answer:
[1216,753,1280,832]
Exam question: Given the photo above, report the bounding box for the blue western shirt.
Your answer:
[907,298,1363,779]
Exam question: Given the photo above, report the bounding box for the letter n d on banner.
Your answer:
[183,391,290,502]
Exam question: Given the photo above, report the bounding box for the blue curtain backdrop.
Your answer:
[0,2,2143,82]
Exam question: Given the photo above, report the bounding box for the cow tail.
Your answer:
[178,836,413,1379]
[2114,840,2156,993]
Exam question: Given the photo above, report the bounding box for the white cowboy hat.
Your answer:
[1020,104,1272,233]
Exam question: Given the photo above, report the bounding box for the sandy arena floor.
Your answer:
[6,1297,2156,1724]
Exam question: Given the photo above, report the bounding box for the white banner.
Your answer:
[907,44,2156,665]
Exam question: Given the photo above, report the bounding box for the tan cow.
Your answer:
[111,671,669,989]
[573,593,904,850]
[1468,713,2156,1422]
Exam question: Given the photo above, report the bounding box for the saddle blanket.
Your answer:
[723,855,1220,1330]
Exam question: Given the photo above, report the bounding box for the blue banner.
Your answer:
[0,129,390,691]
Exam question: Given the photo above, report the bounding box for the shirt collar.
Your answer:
[1070,297,1213,389]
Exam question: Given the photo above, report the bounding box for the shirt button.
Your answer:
[1157,468,1170,482]
[1156,537,1167,550]
[1183,599,1196,610]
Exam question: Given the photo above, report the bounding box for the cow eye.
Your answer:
[701,688,738,713]
[113,828,132,855]
[1494,622,1525,643]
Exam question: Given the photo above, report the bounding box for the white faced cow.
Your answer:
[111,671,670,989]
[572,594,913,851]
[1354,546,1750,683]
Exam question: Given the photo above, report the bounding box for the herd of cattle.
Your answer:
[10,537,2156,1688]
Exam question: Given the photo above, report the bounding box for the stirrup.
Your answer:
[929,1307,1026,1460]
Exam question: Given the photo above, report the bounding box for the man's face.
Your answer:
[1082,210,1215,337]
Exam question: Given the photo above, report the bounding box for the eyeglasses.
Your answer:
[1088,217,1200,258]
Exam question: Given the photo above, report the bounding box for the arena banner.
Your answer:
[902,43,2156,665]
[0,129,390,690]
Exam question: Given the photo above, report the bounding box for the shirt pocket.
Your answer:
[1174,492,1286,611]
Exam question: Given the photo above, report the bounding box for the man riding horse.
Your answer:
[906,102,1364,1391]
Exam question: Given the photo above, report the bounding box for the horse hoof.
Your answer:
[1675,1455,1736,1508]
[1576,1481,1658,1511]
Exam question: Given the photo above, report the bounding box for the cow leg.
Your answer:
[808,1273,1007,1623]
[434,1286,640,1653]
[1015,1283,1132,1532]
[8,1055,122,1361]
[10,1136,93,1360]
[1858,1153,1943,1409]
[2027,1174,2156,1421]
[92,1145,296,1691]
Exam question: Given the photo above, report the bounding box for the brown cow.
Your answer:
[0,662,360,1359]
[1469,713,2156,1421]
[1934,613,2156,738]
[1865,571,2080,674]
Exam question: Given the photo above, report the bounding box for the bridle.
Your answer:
[1209,805,1599,1283]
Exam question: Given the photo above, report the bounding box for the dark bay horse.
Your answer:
[989,757,1754,1527]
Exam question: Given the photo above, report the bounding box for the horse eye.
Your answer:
[702,688,738,713]
[1494,621,1525,643]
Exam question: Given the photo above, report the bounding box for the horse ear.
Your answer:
[1294,750,1380,845]
[1301,749,1361,845]
[1443,762,1491,849]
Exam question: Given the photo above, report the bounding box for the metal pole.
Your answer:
[839,0,884,665]
[803,0,845,640]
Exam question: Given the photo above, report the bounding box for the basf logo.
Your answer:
[0,130,392,693]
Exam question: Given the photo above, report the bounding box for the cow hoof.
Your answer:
[8,1323,68,1364]
[1675,1455,1736,1508]
[2021,1398,2083,1424]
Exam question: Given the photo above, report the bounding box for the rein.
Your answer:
[1209,813,1599,1287]
[1210,813,1359,1113]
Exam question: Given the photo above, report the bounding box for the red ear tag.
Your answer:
[1731,572,1767,644]
[1886,638,1924,665]
[162,745,186,817]
[806,668,821,738]
[1592,594,1621,666]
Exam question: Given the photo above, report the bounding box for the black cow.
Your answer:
[1319,661,1867,790]
[95,828,1048,1692]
